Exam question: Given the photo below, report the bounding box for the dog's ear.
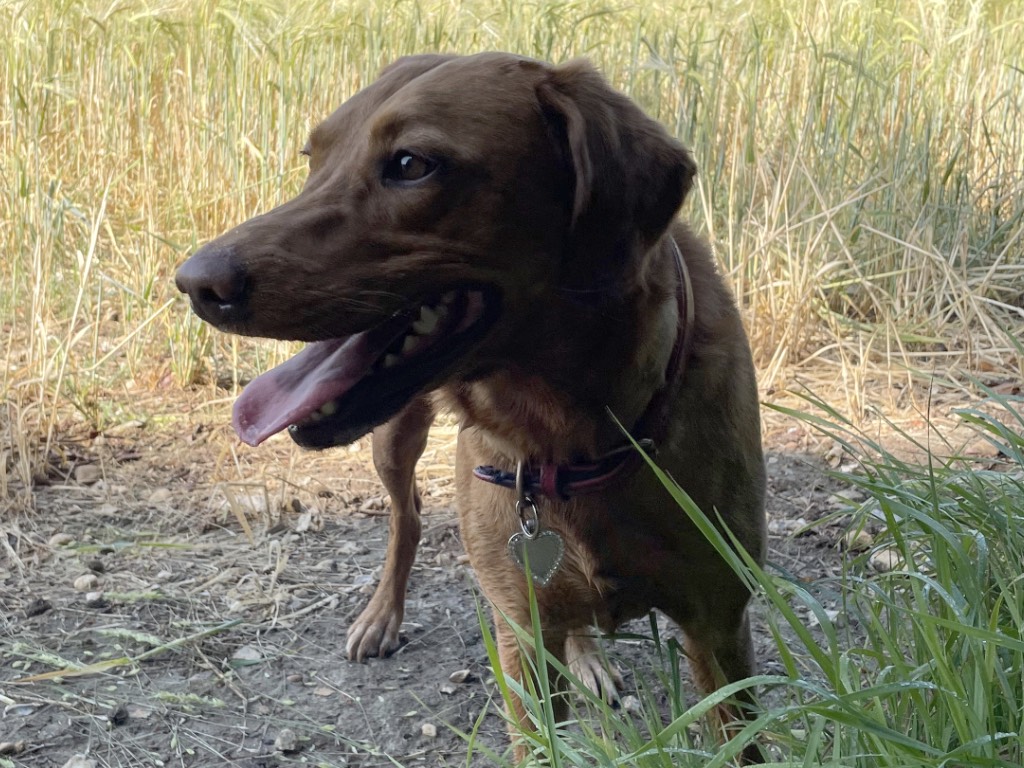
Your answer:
[537,60,697,262]
[378,54,459,81]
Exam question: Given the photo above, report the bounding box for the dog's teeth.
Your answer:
[401,335,418,354]
[412,305,439,335]
[383,353,401,368]
[318,400,337,416]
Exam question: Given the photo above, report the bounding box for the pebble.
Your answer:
[807,608,843,628]
[964,439,1000,458]
[870,548,902,573]
[421,722,437,739]
[448,669,472,684]
[231,645,263,663]
[294,511,318,533]
[840,529,873,551]
[147,488,172,504]
[439,682,457,695]
[831,488,865,503]
[49,532,75,548]
[620,694,642,714]
[25,598,51,617]
[74,465,103,485]
[0,741,27,756]
[61,757,97,768]
[273,728,299,753]
[359,496,385,512]
[767,517,809,536]
[73,574,99,591]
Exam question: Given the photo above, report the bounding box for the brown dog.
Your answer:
[176,53,766,761]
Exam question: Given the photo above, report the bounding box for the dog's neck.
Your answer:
[445,236,684,465]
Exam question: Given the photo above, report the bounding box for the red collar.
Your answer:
[472,238,694,500]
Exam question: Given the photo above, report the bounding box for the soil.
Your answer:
[0,387,998,767]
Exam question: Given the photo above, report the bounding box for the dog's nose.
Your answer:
[175,247,249,327]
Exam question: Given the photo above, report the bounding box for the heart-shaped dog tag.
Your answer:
[507,529,565,587]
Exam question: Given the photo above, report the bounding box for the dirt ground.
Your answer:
[0,386,999,767]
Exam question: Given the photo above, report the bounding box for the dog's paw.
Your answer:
[345,599,403,661]
[565,633,623,705]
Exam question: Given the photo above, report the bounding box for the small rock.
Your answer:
[49,532,75,547]
[231,645,263,664]
[313,558,338,572]
[359,496,384,513]
[768,517,808,536]
[147,488,172,504]
[108,703,129,727]
[807,608,842,629]
[0,741,27,756]
[448,669,473,684]
[831,488,865,504]
[273,728,299,753]
[336,540,361,556]
[439,682,458,695]
[84,591,106,607]
[420,722,437,739]
[74,574,99,592]
[6,702,41,716]
[840,529,873,552]
[74,465,103,485]
[965,439,1001,458]
[823,442,845,468]
[620,694,642,714]
[155,569,173,581]
[25,597,52,617]
[294,510,322,533]
[86,559,105,573]
[286,673,303,683]
[870,548,902,573]
[62,757,97,768]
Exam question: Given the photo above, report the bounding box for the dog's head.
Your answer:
[175,53,696,448]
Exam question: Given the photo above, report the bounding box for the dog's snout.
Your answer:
[175,247,249,327]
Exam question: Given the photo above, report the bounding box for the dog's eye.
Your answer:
[384,151,437,183]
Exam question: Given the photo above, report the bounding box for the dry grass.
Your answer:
[2,0,1023,512]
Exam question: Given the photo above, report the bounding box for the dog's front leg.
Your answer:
[493,612,571,763]
[346,396,434,660]
[681,610,763,765]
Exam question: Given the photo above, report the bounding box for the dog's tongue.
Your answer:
[232,335,374,446]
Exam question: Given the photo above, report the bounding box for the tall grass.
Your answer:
[3,1,1023,449]
[474,394,1024,766]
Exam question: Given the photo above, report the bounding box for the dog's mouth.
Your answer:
[232,286,499,449]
